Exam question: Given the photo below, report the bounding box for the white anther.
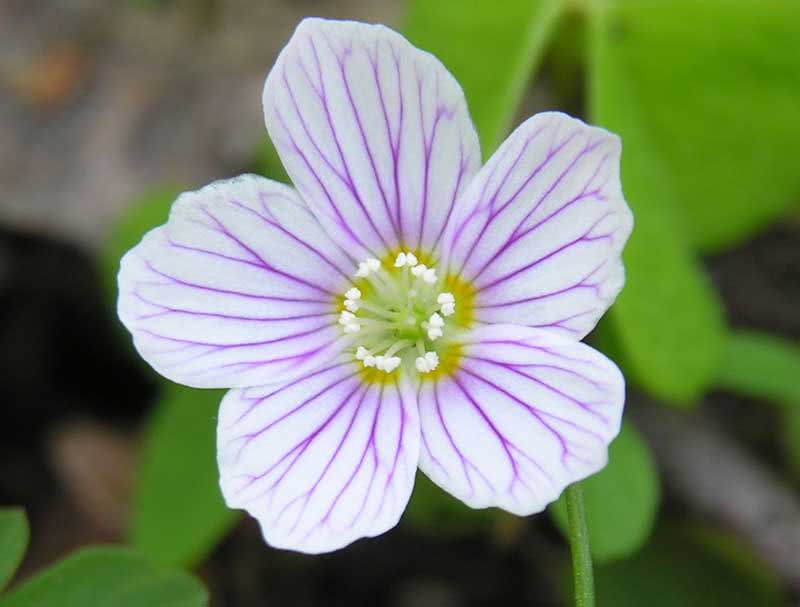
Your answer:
[425,351,439,368]
[428,313,444,328]
[339,311,356,325]
[422,268,437,284]
[363,355,376,367]
[367,258,381,271]
[344,299,359,312]
[406,252,418,267]
[356,262,370,277]
[394,253,407,267]
[343,322,361,333]
[345,288,362,301]
[415,351,440,373]
[381,356,401,373]
[438,294,456,317]
[427,327,443,340]
[356,346,369,360]
[411,264,427,277]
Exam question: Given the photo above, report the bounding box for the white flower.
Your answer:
[117,18,632,554]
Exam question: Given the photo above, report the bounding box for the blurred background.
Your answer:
[1,0,799,606]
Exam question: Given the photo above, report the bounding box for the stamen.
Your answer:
[415,351,439,373]
[437,292,456,316]
[355,257,381,277]
[425,312,444,340]
[344,255,457,376]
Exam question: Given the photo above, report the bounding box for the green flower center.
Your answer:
[338,252,459,375]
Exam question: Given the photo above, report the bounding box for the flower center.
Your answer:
[338,252,460,376]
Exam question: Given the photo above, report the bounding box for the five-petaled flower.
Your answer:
[117,18,633,554]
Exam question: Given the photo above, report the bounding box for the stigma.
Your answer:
[338,252,457,376]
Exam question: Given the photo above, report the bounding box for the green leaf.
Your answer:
[404,0,565,154]
[0,547,207,607]
[129,384,239,567]
[783,408,800,480]
[101,187,181,297]
[0,509,29,592]
[716,330,800,407]
[590,0,800,253]
[588,1,726,403]
[591,527,781,607]
[253,137,290,184]
[551,422,659,564]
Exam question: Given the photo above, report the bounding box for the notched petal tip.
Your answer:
[443,110,633,339]
[417,324,624,517]
[116,174,355,389]
[216,359,421,553]
[263,16,481,258]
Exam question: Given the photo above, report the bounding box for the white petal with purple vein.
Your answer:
[264,18,481,258]
[443,112,633,339]
[418,324,624,515]
[117,174,354,388]
[217,358,420,553]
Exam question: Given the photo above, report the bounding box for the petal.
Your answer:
[217,359,420,553]
[264,18,481,258]
[418,324,624,515]
[444,112,633,338]
[117,174,355,388]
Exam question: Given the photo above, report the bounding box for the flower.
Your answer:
[117,18,633,554]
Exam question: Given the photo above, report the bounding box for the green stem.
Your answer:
[565,483,595,607]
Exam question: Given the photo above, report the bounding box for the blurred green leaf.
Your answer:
[102,187,181,297]
[253,137,290,184]
[590,527,781,607]
[404,473,496,536]
[0,509,28,592]
[714,330,800,481]
[0,547,206,607]
[716,330,800,407]
[551,422,659,564]
[592,0,800,253]
[588,1,726,404]
[784,408,800,481]
[404,0,564,154]
[129,384,239,568]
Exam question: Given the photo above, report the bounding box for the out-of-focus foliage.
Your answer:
[551,422,659,564]
[784,409,800,481]
[717,331,800,407]
[0,510,28,592]
[0,509,206,607]
[0,547,207,607]
[593,0,800,253]
[589,1,725,404]
[404,0,564,154]
[715,329,800,483]
[129,384,239,567]
[590,528,781,607]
